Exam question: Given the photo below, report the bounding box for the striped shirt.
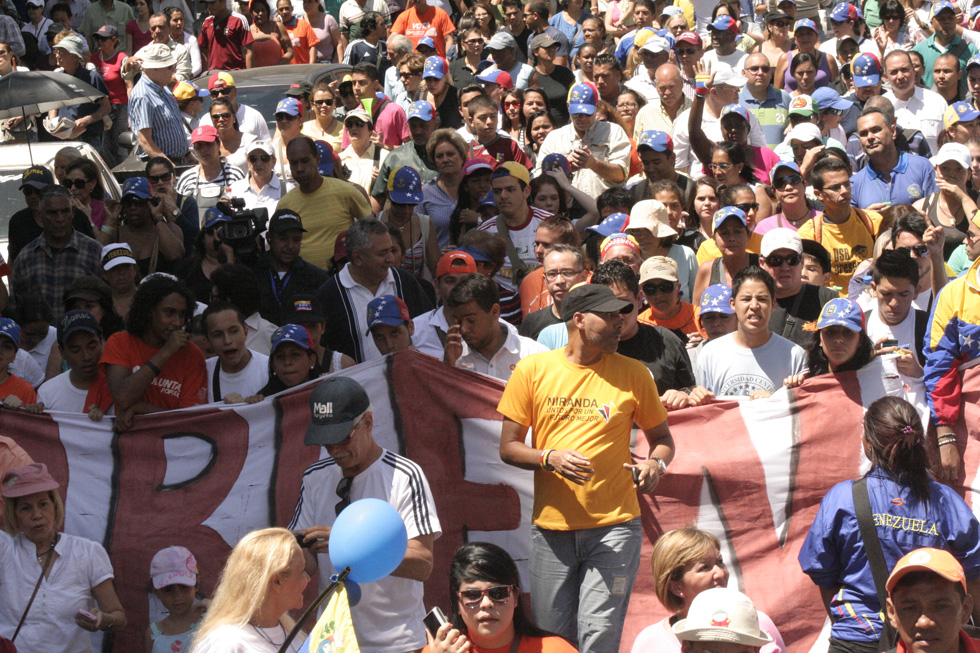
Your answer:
[288,448,440,653]
[129,73,188,159]
[175,162,246,197]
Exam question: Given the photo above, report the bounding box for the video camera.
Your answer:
[215,197,269,262]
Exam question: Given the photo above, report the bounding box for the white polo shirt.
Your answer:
[454,319,548,382]
[883,86,947,158]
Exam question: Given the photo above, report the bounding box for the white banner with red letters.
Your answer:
[3,350,980,653]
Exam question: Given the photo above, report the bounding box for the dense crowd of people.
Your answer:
[4,0,980,650]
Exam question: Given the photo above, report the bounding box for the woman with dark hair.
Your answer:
[775,18,839,91]
[304,0,342,62]
[786,297,876,379]
[709,143,772,219]
[64,158,106,228]
[530,168,596,223]
[790,51,820,97]
[249,0,293,67]
[686,177,721,244]
[471,2,497,40]
[524,109,556,165]
[871,0,924,56]
[522,88,552,129]
[175,210,235,304]
[94,275,206,430]
[502,88,525,143]
[799,395,980,653]
[62,275,126,340]
[616,89,645,138]
[425,542,577,653]
[210,97,256,173]
[692,205,758,305]
[449,159,494,246]
[256,324,322,398]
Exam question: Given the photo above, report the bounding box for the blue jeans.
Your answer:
[529,518,642,653]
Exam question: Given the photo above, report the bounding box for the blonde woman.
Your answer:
[190,528,309,652]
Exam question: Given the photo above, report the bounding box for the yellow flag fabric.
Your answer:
[307,583,360,653]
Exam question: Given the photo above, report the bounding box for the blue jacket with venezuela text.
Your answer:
[798,469,980,642]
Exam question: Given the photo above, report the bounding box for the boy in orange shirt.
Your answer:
[0,318,38,408]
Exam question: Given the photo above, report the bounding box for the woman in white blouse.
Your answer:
[0,463,126,652]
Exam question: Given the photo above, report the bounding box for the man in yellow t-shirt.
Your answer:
[798,156,883,295]
[498,283,675,653]
[277,136,373,270]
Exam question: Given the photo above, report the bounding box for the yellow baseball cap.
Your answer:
[491,161,530,186]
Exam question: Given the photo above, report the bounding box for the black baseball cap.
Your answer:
[559,284,633,321]
[284,293,326,323]
[305,377,372,446]
[801,239,831,275]
[56,309,101,345]
[269,208,307,233]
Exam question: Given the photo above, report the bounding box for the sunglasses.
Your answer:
[210,112,233,120]
[399,70,422,78]
[335,476,352,516]
[210,87,234,97]
[677,47,698,55]
[773,174,803,187]
[899,244,929,258]
[457,585,514,608]
[734,202,759,213]
[63,178,89,189]
[745,65,772,73]
[764,253,802,267]
[148,171,173,183]
[503,100,521,108]
[249,154,272,163]
[709,162,733,171]
[346,119,367,128]
[642,280,675,295]
[313,98,335,106]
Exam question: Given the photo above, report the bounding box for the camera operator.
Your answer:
[228,141,288,214]
[97,177,185,276]
[174,208,236,304]
[251,209,330,325]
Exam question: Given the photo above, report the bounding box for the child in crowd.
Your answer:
[687,283,737,369]
[146,546,204,653]
[202,302,269,405]
[257,324,321,397]
[29,310,106,421]
[801,239,832,288]
[0,318,38,408]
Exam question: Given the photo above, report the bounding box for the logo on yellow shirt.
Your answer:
[597,401,617,422]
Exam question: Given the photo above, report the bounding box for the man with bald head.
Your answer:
[846,95,934,171]
[633,63,690,137]
[739,52,792,148]
[883,48,948,155]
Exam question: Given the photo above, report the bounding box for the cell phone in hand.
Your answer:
[76,609,97,623]
[293,530,314,549]
[423,606,448,637]
[632,466,641,485]
[878,338,898,350]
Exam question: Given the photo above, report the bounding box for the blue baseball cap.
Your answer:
[202,207,231,230]
[314,140,335,176]
[57,309,100,345]
[20,165,54,190]
[275,97,303,117]
[478,191,496,208]
[365,295,411,333]
[456,244,493,263]
[637,130,673,152]
[387,166,424,204]
[587,212,629,238]
[931,0,955,17]
[944,101,980,129]
[122,176,152,200]
[770,160,802,184]
[698,284,734,315]
[829,2,860,21]
[812,87,853,112]
[567,82,598,116]
[475,69,514,89]
[793,18,817,32]
[968,53,980,70]
[720,104,750,123]
[816,298,864,332]
[423,55,447,79]
[851,52,881,87]
[541,153,571,176]
[417,36,436,50]
[406,100,436,122]
[271,324,315,353]
[712,206,747,232]
[0,318,20,347]
[708,15,738,34]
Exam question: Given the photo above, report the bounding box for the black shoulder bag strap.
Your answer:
[212,362,221,402]
[852,476,899,650]
[12,546,55,642]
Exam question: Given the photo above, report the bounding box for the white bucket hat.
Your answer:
[673,588,773,647]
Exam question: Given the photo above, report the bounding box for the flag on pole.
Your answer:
[301,582,360,653]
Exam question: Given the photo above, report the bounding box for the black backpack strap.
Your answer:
[852,476,898,647]
[914,309,928,366]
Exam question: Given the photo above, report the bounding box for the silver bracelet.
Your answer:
[650,457,667,474]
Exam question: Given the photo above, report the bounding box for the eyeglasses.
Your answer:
[734,202,759,213]
[334,476,352,516]
[399,70,422,79]
[63,178,89,189]
[276,113,298,122]
[899,244,929,258]
[209,87,234,97]
[210,112,233,120]
[774,174,803,187]
[503,100,521,108]
[745,65,772,73]
[617,101,638,109]
[249,154,272,163]
[709,162,734,171]
[148,171,173,183]
[764,252,802,267]
[642,280,675,295]
[543,268,584,281]
[313,98,335,106]
[457,585,514,608]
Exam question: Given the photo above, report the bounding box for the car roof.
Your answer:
[0,141,121,199]
[192,63,351,89]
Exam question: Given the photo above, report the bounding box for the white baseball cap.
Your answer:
[712,63,748,88]
[930,142,971,170]
[761,228,803,257]
[788,122,823,144]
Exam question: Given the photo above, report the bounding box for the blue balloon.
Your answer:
[329,498,408,583]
